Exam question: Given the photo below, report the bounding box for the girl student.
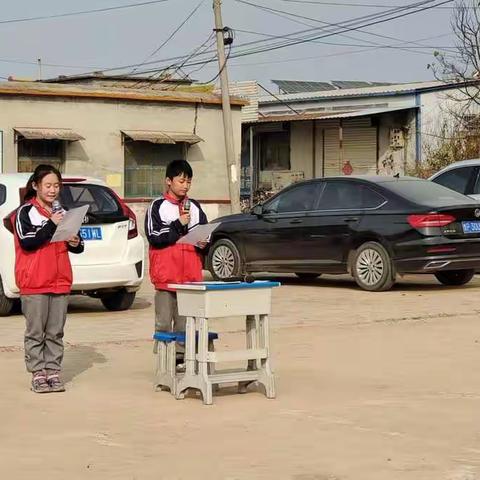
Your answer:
[12,164,84,393]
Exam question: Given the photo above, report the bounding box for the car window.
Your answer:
[472,170,480,195]
[266,183,319,213]
[386,179,474,207]
[60,184,122,215]
[0,184,5,206]
[319,182,385,210]
[433,167,475,195]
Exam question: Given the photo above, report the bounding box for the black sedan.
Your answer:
[207,176,480,291]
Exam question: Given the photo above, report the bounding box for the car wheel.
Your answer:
[0,277,15,317]
[295,273,321,280]
[352,242,395,292]
[434,269,475,286]
[100,290,136,311]
[208,238,243,280]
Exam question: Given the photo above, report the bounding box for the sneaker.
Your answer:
[46,371,65,393]
[31,371,50,394]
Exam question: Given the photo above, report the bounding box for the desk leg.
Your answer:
[239,314,258,394]
[197,317,213,405]
[258,314,276,399]
[175,316,196,400]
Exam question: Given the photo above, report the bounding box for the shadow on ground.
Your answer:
[62,345,107,384]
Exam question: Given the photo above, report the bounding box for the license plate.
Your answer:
[80,226,103,241]
[462,221,480,234]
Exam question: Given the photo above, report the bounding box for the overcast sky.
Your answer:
[0,0,456,88]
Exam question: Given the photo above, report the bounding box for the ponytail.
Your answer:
[23,164,62,202]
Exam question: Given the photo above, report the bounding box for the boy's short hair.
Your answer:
[166,159,193,180]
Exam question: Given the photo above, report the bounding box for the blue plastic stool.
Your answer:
[153,331,219,395]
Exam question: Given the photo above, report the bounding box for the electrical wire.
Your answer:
[58,0,452,79]
[235,0,457,54]
[0,0,170,25]
[129,0,205,76]
[278,0,460,7]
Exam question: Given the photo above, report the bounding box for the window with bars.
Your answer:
[124,141,185,198]
[17,139,65,173]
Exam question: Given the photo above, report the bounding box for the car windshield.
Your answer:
[384,179,476,207]
[60,183,123,216]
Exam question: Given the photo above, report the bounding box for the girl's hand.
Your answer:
[50,212,64,225]
[179,213,191,226]
[196,240,209,249]
[68,235,80,247]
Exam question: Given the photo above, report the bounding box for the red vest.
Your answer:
[13,199,73,295]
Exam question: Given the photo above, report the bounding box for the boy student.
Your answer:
[145,159,208,336]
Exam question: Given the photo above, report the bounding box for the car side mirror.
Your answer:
[252,204,263,217]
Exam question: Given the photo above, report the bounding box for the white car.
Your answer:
[430,159,480,201]
[0,173,144,316]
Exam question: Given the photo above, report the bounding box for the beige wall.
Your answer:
[377,110,417,176]
[0,95,243,203]
[290,121,314,178]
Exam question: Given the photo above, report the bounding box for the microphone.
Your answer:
[183,198,191,214]
[52,200,64,214]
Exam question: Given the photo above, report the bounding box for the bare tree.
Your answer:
[429,0,480,110]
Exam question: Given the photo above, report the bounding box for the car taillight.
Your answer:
[124,204,138,239]
[111,190,138,239]
[408,213,456,228]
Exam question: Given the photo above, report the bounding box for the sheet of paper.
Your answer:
[51,205,90,243]
[176,222,220,245]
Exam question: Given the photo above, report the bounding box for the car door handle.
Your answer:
[344,217,359,223]
[290,219,303,224]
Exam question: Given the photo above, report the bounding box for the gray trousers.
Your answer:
[22,294,69,373]
[154,290,186,333]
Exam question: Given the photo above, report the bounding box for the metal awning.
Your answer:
[14,127,85,141]
[247,105,417,124]
[122,130,203,145]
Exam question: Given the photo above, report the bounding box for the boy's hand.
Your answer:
[196,240,208,249]
[179,213,190,226]
[68,235,81,248]
[50,211,64,225]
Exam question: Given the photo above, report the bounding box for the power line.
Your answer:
[47,0,428,76]
[0,57,101,69]
[258,83,300,114]
[235,0,456,53]
[130,32,216,88]
[278,0,460,7]
[129,0,206,76]
[229,0,454,61]
[235,28,456,57]
[57,0,451,79]
[0,0,170,26]
[222,32,455,68]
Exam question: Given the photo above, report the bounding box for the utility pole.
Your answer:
[37,58,42,80]
[213,0,241,214]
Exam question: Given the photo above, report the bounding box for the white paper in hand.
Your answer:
[51,205,89,243]
[177,222,220,246]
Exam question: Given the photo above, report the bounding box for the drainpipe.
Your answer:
[415,93,421,166]
[0,130,3,173]
[249,126,254,206]
[339,119,344,173]
[312,120,316,178]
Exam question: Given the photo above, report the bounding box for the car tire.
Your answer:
[0,277,15,317]
[295,273,321,280]
[208,238,243,280]
[100,290,136,311]
[434,269,475,286]
[352,242,395,292]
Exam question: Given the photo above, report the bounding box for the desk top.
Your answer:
[168,281,281,291]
